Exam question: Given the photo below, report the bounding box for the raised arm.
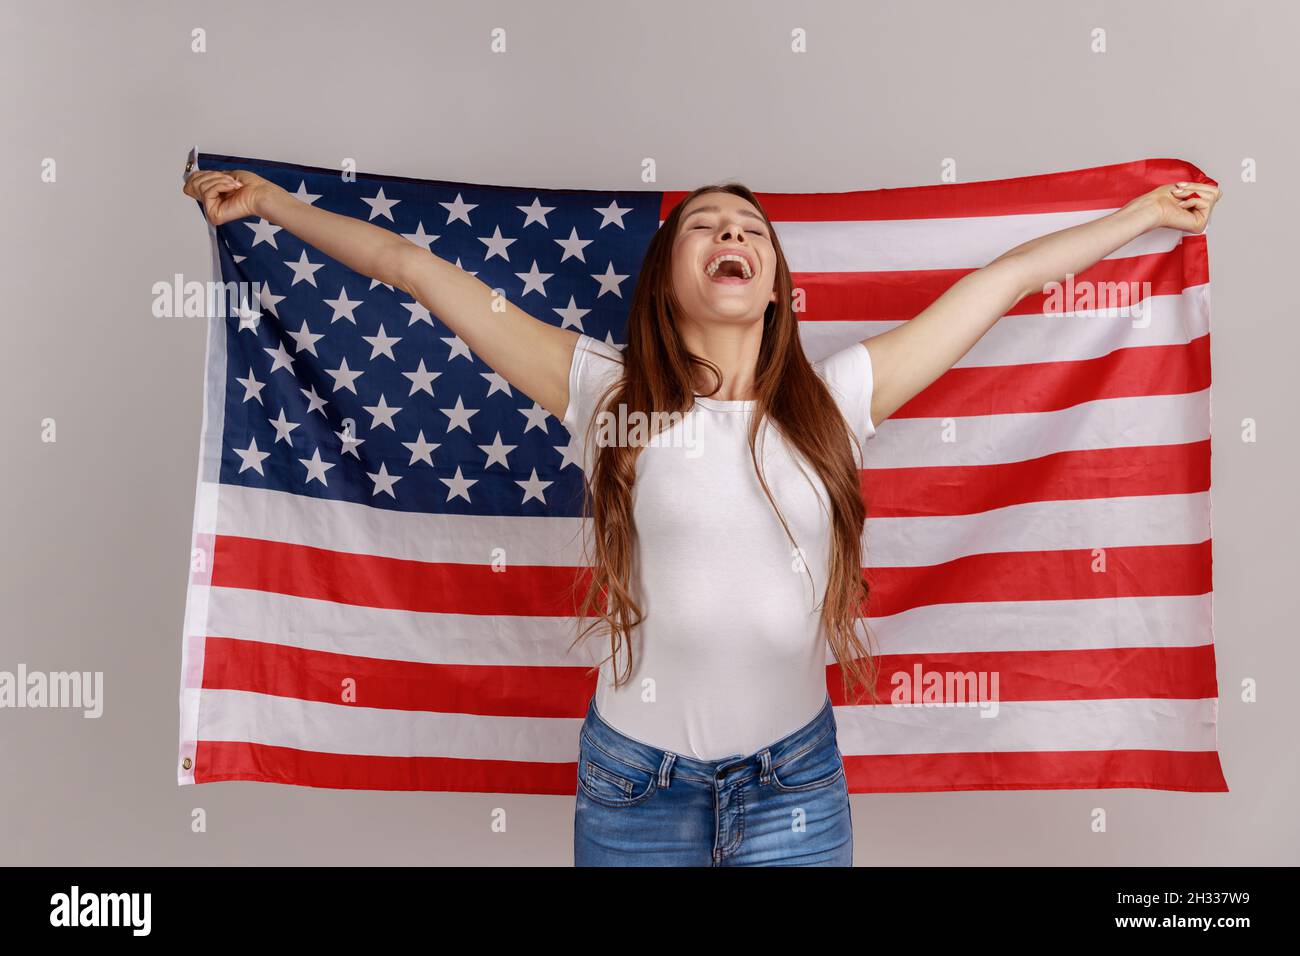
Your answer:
[861,180,1220,429]
[183,169,579,419]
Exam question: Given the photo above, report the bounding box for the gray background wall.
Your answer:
[2,0,1295,865]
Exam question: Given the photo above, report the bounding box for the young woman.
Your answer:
[183,169,1219,866]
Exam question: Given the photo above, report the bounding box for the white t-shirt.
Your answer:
[562,334,877,760]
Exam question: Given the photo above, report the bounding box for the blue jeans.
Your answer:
[573,693,853,866]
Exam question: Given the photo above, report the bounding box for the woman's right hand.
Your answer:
[182,169,281,225]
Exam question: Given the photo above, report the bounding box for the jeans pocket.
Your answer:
[576,733,658,808]
[768,731,845,793]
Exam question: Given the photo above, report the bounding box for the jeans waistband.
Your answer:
[581,693,838,788]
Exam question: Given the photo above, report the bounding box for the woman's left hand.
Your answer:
[1131,181,1223,234]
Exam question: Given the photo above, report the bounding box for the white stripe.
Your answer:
[866,492,1210,567]
[870,389,1210,468]
[208,482,1207,570]
[199,585,604,667]
[196,585,1209,667]
[190,688,585,762]
[189,688,1218,761]
[865,594,1212,655]
[798,284,1210,365]
[212,482,589,565]
[834,696,1220,755]
[775,210,1185,272]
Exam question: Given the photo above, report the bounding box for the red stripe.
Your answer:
[211,535,589,616]
[198,640,1216,716]
[195,740,582,793]
[792,238,1208,322]
[864,440,1211,518]
[841,749,1228,793]
[192,740,1227,793]
[202,636,597,717]
[211,536,1210,617]
[893,334,1210,419]
[662,158,1216,221]
[865,540,1212,617]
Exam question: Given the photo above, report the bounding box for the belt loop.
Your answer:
[658,750,676,789]
[759,748,771,785]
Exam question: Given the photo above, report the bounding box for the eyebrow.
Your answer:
[681,204,767,226]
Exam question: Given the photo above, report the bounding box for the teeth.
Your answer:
[705,254,753,279]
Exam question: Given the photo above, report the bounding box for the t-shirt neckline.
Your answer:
[691,395,756,412]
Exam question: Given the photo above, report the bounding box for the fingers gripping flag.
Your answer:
[178,152,1225,794]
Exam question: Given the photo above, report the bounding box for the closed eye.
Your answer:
[692,223,768,238]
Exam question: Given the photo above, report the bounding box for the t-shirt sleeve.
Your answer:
[813,341,877,448]
[561,334,626,470]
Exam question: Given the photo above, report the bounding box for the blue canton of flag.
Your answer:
[200,154,660,518]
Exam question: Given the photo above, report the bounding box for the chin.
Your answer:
[693,304,765,327]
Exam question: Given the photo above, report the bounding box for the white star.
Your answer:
[402,358,441,397]
[335,423,366,459]
[440,192,477,226]
[367,461,402,498]
[368,276,396,292]
[516,468,553,505]
[604,331,626,351]
[594,200,632,229]
[478,432,517,470]
[403,300,435,327]
[291,180,321,204]
[555,435,583,470]
[257,281,286,318]
[234,436,271,475]
[268,408,300,445]
[439,465,477,503]
[519,401,551,433]
[284,249,325,287]
[555,227,593,262]
[362,186,400,222]
[517,196,556,227]
[443,335,473,362]
[324,356,364,394]
[453,257,478,277]
[481,371,512,397]
[263,341,295,374]
[440,396,479,434]
[479,225,516,262]
[234,298,263,333]
[362,323,401,360]
[516,260,554,297]
[237,368,266,404]
[246,218,282,248]
[592,262,629,299]
[402,430,440,466]
[324,286,363,324]
[288,319,324,356]
[364,394,402,430]
[299,384,329,416]
[553,295,590,332]
[299,448,335,486]
[402,221,439,250]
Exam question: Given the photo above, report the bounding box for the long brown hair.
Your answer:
[566,182,880,706]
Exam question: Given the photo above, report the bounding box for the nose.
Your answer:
[716,219,749,242]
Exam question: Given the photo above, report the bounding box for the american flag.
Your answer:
[178,152,1225,794]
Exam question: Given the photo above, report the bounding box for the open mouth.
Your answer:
[704,253,755,285]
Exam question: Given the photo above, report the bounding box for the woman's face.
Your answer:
[669,192,778,328]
